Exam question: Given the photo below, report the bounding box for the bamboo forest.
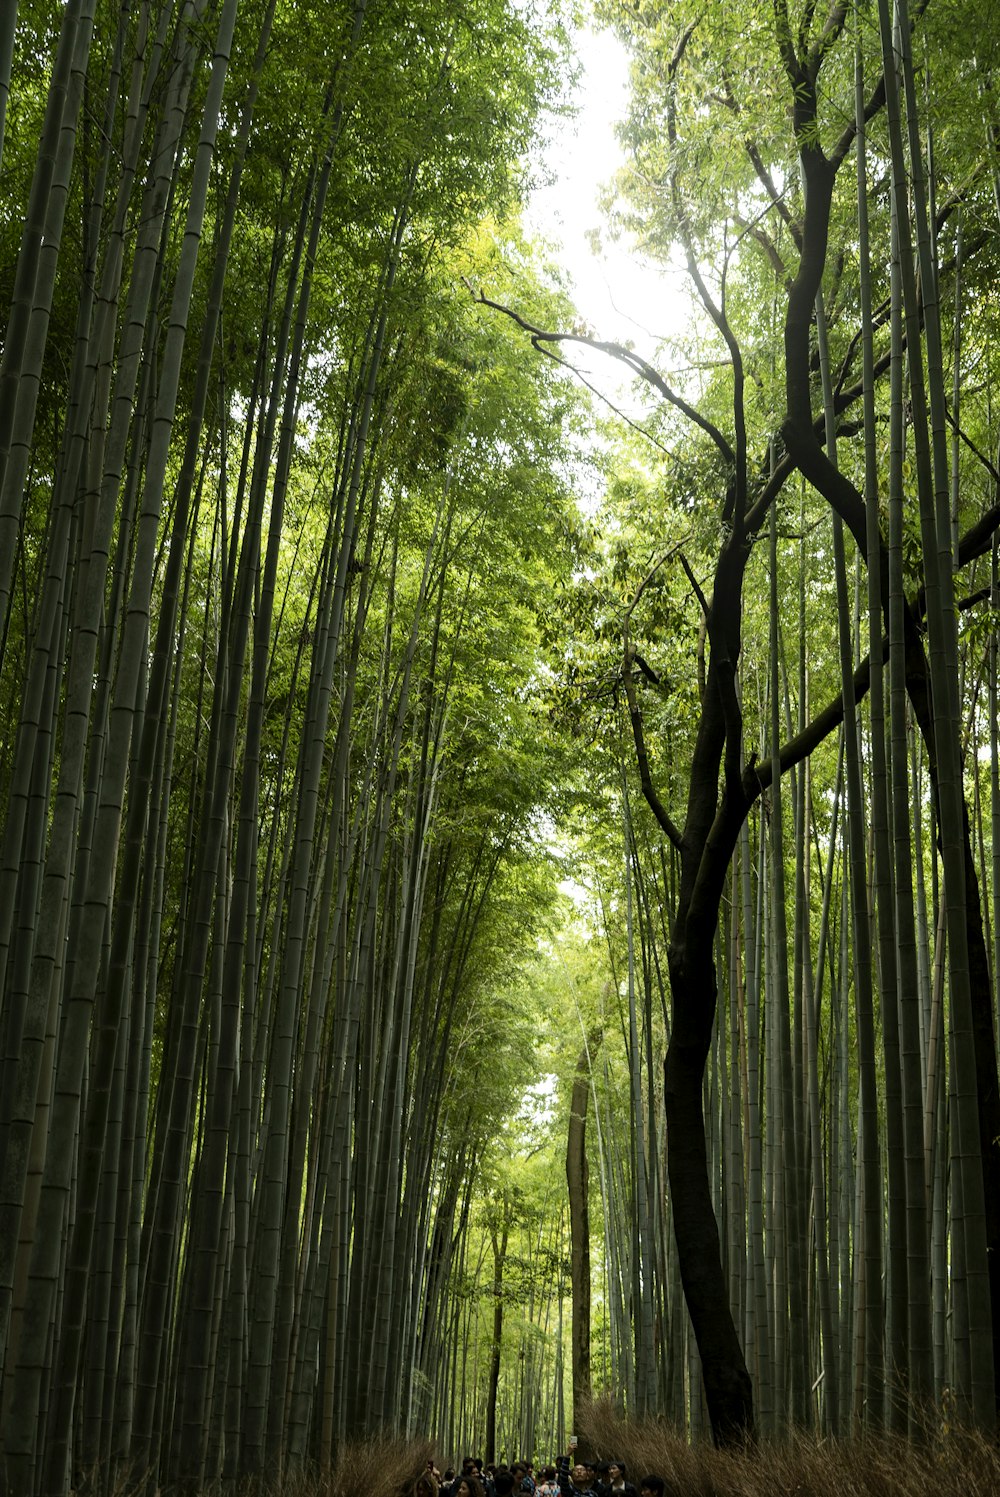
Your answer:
[6,0,1000,1492]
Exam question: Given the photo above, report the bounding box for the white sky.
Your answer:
[524,21,691,375]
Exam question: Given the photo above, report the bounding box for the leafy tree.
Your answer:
[481,0,1000,1445]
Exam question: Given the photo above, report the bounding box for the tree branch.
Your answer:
[957,499,1000,572]
[733,216,794,289]
[622,644,684,850]
[807,2,849,84]
[624,545,687,626]
[830,0,932,164]
[773,0,805,92]
[678,551,710,619]
[946,407,1000,489]
[473,290,737,468]
[667,22,748,522]
[529,339,689,465]
[746,645,875,797]
[721,68,802,250]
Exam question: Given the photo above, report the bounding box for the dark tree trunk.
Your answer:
[904,625,1000,1402]
[655,548,756,1445]
[965,811,1000,1410]
[665,827,754,1445]
[485,1219,508,1465]
[566,1032,601,1438]
[664,1031,753,1441]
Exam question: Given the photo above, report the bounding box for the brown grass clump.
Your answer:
[580,1397,1000,1497]
[109,1433,434,1497]
[326,1431,435,1497]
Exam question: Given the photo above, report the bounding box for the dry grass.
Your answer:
[107,1433,433,1497]
[103,1413,1000,1497]
[580,1398,1000,1497]
[325,1431,435,1497]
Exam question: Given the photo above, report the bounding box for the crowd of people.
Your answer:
[419,1450,669,1497]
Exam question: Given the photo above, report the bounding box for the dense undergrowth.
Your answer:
[126,1407,1000,1497]
[577,1400,1000,1497]
[102,1434,435,1497]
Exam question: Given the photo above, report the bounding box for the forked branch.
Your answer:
[473,290,736,467]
